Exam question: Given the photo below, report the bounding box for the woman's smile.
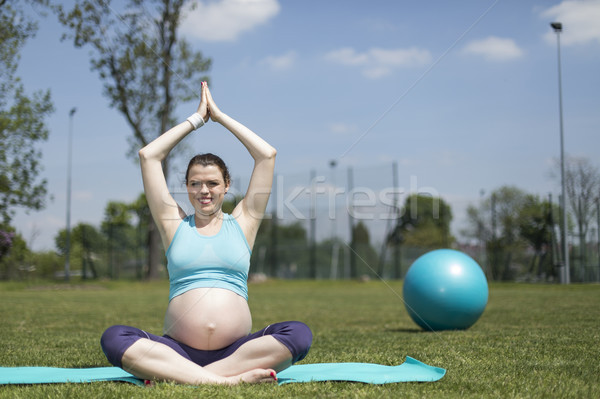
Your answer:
[186,164,228,214]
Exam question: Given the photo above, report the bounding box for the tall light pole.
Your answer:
[329,159,339,279]
[65,107,76,281]
[551,22,570,284]
[329,159,338,240]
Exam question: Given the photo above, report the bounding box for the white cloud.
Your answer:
[541,0,600,46]
[326,48,370,66]
[181,0,280,42]
[462,36,524,61]
[259,50,297,71]
[325,47,432,79]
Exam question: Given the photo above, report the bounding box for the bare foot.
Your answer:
[228,369,277,384]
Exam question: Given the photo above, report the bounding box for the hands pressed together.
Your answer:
[196,82,223,124]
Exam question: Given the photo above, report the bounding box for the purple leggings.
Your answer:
[101,321,312,368]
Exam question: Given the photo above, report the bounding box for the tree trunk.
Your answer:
[502,251,513,281]
[144,4,175,280]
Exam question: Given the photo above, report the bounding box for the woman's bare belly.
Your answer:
[163,287,252,350]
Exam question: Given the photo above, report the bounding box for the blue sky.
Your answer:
[13,0,600,250]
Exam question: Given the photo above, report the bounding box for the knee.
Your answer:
[100,325,142,368]
[100,325,119,352]
[272,321,313,363]
[290,321,313,357]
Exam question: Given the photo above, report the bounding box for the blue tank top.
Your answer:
[166,214,251,301]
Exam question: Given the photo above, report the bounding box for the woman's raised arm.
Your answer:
[205,86,276,249]
[139,82,209,248]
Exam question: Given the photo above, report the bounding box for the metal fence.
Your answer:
[5,161,599,283]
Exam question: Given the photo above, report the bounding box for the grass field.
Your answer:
[0,279,599,398]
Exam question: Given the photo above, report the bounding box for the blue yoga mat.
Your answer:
[0,356,445,386]
[0,366,145,386]
[277,356,445,384]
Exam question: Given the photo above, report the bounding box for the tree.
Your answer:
[101,201,137,279]
[128,193,151,279]
[378,194,453,279]
[352,221,379,279]
[563,157,600,267]
[398,194,453,248]
[0,229,29,280]
[517,195,557,280]
[252,217,307,277]
[56,0,211,279]
[55,223,104,279]
[463,186,529,280]
[55,194,156,280]
[0,1,54,226]
[0,226,17,278]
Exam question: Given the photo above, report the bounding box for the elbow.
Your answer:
[257,146,276,162]
[138,147,149,162]
[138,144,158,163]
[255,147,276,167]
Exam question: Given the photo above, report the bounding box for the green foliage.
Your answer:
[478,186,530,280]
[463,186,564,281]
[0,1,54,225]
[396,194,453,248]
[55,223,105,279]
[1,224,61,281]
[0,226,29,279]
[251,218,383,280]
[351,221,379,278]
[461,156,600,279]
[221,196,241,215]
[0,227,15,260]
[28,250,62,279]
[0,1,38,79]
[50,194,155,280]
[562,157,600,266]
[101,200,148,279]
[252,217,308,277]
[517,195,557,278]
[353,221,370,245]
[0,281,599,398]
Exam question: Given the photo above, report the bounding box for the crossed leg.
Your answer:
[102,322,311,385]
[120,337,288,385]
[203,335,293,376]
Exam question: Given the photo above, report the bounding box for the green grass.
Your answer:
[0,279,599,398]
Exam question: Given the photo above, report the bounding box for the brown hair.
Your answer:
[185,153,231,186]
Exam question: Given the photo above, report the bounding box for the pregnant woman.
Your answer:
[100,82,312,385]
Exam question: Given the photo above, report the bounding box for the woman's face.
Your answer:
[186,164,229,216]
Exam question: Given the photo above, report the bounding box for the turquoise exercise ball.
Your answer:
[403,249,488,331]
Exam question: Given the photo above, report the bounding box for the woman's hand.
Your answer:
[205,84,224,123]
[195,81,209,122]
